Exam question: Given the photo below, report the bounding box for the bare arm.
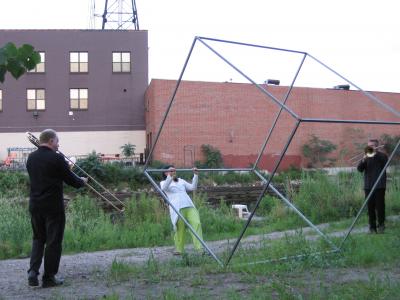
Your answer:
[183,168,199,191]
[160,175,173,191]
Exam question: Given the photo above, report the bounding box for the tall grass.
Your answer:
[64,195,172,253]
[0,169,399,260]
[387,170,400,214]
[0,171,29,197]
[294,171,364,223]
[0,198,31,259]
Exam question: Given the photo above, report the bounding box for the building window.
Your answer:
[70,88,88,110]
[27,89,45,111]
[0,90,2,112]
[112,52,131,72]
[70,52,88,73]
[28,52,45,73]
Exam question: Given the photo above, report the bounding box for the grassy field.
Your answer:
[1,169,399,260]
[0,168,399,299]
[100,221,400,299]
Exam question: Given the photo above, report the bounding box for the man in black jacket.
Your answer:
[26,129,87,288]
[357,139,388,234]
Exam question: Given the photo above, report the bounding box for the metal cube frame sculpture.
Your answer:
[144,36,400,267]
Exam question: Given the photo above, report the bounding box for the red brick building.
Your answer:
[145,79,399,170]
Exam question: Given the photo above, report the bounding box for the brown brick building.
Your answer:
[145,79,400,170]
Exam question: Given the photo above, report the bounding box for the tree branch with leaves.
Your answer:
[0,42,41,83]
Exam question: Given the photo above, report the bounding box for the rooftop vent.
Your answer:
[333,84,350,90]
[265,79,280,85]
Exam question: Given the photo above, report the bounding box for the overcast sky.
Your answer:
[1,0,399,92]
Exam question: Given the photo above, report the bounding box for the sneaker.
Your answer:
[28,270,39,287]
[42,276,63,288]
[377,225,385,234]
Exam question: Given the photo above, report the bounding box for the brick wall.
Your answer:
[145,79,400,170]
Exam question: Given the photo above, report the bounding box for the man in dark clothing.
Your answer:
[26,129,87,288]
[357,139,388,234]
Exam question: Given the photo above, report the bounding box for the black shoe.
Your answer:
[42,276,64,288]
[377,225,385,234]
[28,270,39,287]
[369,227,377,234]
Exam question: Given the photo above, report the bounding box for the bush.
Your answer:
[195,144,223,168]
[73,152,148,189]
[272,165,302,184]
[302,134,337,168]
[0,171,29,197]
[75,151,106,180]
[210,171,257,186]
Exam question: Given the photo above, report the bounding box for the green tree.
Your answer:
[302,134,337,168]
[0,42,41,83]
[120,143,136,158]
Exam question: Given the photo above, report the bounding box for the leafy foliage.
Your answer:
[75,151,106,180]
[73,151,148,189]
[120,143,136,158]
[302,134,337,168]
[0,42,41,83]
[195,144,223,168]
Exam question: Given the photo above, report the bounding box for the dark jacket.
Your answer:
[357,151,388,190]
[26,146,85,213]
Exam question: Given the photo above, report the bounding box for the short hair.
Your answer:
[39,129,57,144]
[368,139,379,146]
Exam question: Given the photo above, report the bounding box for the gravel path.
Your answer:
[1,217,398,299]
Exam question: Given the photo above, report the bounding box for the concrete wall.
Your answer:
[0,130,146,160]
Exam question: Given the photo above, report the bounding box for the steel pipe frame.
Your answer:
[253,170,340,251]
[196,38,300,121]
[144,170,224,267]
[146,168,253,173]
[253,52,306,168]
[232,249,340,268]
[144,35,400,267]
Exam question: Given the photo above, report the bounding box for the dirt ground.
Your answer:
[1,219,399,299]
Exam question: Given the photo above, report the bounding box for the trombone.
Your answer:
[26,132,125,213]
[348,144,384,165]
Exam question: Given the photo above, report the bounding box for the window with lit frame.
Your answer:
[70,52,88,73]
[70,88,88,110]
[28,52,45,73]
[112,52,131,73]
[27,89,45,111]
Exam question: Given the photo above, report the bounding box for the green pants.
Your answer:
[174,207,203,253]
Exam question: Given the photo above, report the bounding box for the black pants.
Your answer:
[365,189,385,230]
[28,211,66,278]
